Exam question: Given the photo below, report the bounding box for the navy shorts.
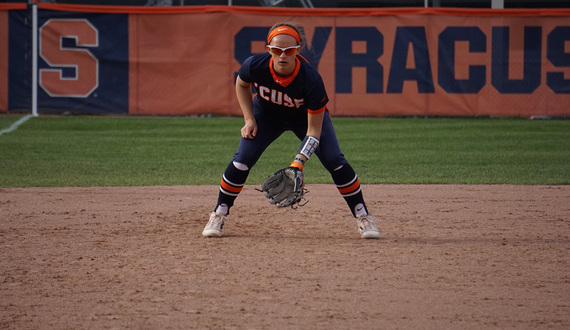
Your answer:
[232,105,348,172]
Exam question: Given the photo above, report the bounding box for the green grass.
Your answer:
[0,115,568,187]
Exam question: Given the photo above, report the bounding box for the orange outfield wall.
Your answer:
[25,5,570,116]
[124,7,570,117]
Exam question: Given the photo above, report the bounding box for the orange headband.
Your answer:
[267,26,301,45]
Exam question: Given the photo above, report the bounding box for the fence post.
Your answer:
[30,0,38,117]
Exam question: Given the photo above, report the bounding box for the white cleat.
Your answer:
[202,212,227,238]
[356,214,380,239]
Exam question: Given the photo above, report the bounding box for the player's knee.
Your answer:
[333,164,344,171]
[233,161,249,171]
[325,158,348,173]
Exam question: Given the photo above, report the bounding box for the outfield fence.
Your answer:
[0,3,569,117]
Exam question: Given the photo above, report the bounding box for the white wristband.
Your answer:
[298,135,319,159]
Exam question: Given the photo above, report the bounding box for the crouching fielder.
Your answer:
[202,22,380,239]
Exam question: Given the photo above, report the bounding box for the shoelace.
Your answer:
[359,217,377,231]
[209,214,226,227]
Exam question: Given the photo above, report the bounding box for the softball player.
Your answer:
[202,22,380,239]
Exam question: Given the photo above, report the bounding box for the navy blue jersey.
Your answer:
[238,53,329,120]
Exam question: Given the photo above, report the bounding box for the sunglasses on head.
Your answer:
[267,45,301,56]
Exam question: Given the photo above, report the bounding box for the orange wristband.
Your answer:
[244,115,255,122]
[290,160,304,171]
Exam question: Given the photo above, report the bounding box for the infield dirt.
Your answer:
[1,184,569,329]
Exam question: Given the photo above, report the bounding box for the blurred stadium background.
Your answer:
[1,0,569,8]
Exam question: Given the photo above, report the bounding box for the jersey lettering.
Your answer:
[259,85,270,101]
[39,19,99,98]
[283,94,294,107]
[256,83,304,108]
[270,89,282,104]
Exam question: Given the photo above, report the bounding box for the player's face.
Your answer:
[268,34,299,77]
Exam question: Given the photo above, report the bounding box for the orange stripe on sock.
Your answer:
[337,179,360,195]
[220,179,243,194]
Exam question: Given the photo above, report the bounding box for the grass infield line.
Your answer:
[0,115,32,136]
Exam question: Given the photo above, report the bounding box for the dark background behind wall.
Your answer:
[1,0,569,8]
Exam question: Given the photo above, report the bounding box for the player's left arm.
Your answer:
[306,107,325,140]
[290,107,325,169]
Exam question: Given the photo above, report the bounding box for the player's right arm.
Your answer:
[236,76,257,139]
